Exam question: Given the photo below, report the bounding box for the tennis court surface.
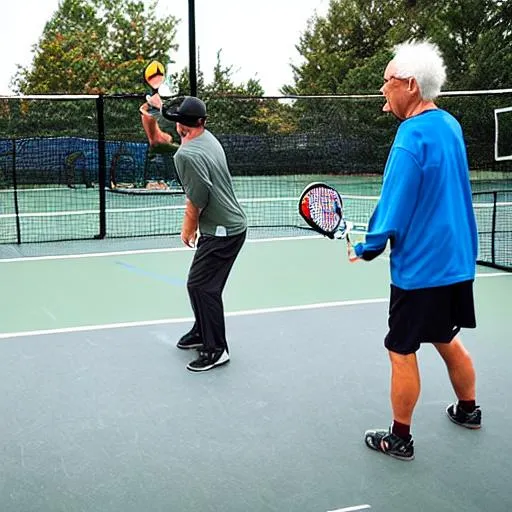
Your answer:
[0,235,511,512]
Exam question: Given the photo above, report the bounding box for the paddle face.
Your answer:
[299,182,345,239]
[143,60,177,105]
[143,61,165,92]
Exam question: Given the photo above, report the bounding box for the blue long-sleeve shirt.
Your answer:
[354,109,478,290]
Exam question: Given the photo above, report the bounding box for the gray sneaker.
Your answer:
[364,428,414,461]
[446,403,482,429]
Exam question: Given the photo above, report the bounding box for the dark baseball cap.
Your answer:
[161,96,207,127]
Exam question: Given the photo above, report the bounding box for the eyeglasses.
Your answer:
[383,76,411,85]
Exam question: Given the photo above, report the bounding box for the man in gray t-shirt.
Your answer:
[173,128,246,238]
[148,96,247,372]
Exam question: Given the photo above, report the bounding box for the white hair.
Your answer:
[392,40,447,100]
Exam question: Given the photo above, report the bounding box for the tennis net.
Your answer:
[0,185,374,242]
[473,191,512,270]
[1,183,510,271]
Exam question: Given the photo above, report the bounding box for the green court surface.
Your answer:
[0,237,509,336]
[0,236,511,512]
[0,237,392,334]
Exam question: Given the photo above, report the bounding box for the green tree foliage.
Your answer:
[460,0,512,89]
[399,0,509,90]
[176,51,296,135]
[284,0,511,95]
[200,51,265,135]
[13,0,178,95]
[283,0,412,95]
[4,0,179,140]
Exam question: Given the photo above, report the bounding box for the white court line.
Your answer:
[0,246,191,262]
[476,272,512,278]
[327,505,371,512]
[0,298,387,340]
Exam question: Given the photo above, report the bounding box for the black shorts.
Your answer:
[385,280,476,355]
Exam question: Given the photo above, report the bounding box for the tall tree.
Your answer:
[176,51,271,135]
[283,0,412,95]
[13,0,179,94]
[402,0,508,89]
[283,0,511,95]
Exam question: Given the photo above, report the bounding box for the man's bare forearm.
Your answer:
[181,198,201,247]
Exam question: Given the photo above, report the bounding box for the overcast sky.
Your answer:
[0,0,329,96]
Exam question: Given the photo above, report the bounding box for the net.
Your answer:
[0,92,511,270]
[0,182,510,270]
[473,190,512,270]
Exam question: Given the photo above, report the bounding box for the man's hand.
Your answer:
[147,92,163,110]
[181,198,200,248]
[139,102,150,117]
[181,227,197,248]
[347,239,361,263]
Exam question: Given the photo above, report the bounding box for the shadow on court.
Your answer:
[0,278,511,511]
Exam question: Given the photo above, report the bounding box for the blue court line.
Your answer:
[115,260,186,287]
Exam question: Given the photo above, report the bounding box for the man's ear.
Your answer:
[408,77,420,95]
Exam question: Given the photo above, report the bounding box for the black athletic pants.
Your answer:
[186,231,246,354]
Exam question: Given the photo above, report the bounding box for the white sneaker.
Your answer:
[186,350,230,372]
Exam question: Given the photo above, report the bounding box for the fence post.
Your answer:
[96,95,106,239]
[11,139,21,244]
[491,191,497,264]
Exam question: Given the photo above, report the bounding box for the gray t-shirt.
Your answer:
[173,130,247,236]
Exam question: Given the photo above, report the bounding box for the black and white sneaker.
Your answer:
[186,350,230,372]
[446,403,482,429]
[364,428,415,461]
[176,331,203,350]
